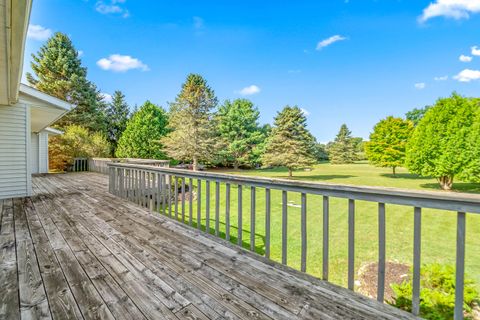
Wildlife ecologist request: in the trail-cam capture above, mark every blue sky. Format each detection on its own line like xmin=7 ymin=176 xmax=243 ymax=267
xmin=24 ymin=0 xmax=480 ymax=142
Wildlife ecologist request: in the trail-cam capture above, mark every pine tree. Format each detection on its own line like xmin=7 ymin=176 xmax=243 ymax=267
xmin=161 ymin=74 xmax=218 ymax=170
xmin=116 ymin=101 xmax=168 ymax=159
xmin=216 ymin=99 xmax=266 ymax=169
xmin=262 ymin=106 xmax=317 ymax=177
xmin=329 ymin=124 xmax=355 ymax=164
xmin=26 ymin=32 xmax=105 ymax=132
xmin=105 ymin=91 xmax=130 ymax=155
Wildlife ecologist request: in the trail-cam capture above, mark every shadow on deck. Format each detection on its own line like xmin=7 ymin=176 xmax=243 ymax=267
xmin=0 ymin=172 xmax=417 ymax=319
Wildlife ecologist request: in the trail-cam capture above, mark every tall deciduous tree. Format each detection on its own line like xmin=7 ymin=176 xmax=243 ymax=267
xmin=26 ymin=32 xmax=106 ymax=132
xmin=405 ymin=106 xmax=431 ymax=126
xmin=216 ymin=99 xmax=266 ymax=169
xmin=116 ymin=101 xmax=168 ymax=159
xmin=365 ymin=116 xmax=414 ymax=175
xmin=262 ymin=106 xmax=316 ymax=177
xmin=105 ymin=91 xmax=130 ymax=155
xmin=161 ymin=74 xmax=218 ymax=170
xmin=329 ymin=124 xmax=355 ymax=164
xmin=406 ymin=93 xmax=479 ymax=190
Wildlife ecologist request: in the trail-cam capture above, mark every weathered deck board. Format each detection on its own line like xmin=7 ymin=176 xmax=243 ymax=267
xmin=0 ymin=172 xmax=419 ymax=320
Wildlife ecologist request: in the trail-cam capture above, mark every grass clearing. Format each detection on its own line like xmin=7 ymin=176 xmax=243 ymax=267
xmin=161 ymin=162 xmax=480 ymax=291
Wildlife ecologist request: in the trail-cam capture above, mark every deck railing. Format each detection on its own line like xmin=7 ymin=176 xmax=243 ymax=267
xmin=88 ymin=158 xmax=170 ymax=174
xmin=107 ymin=162 xmax=480 ymax=319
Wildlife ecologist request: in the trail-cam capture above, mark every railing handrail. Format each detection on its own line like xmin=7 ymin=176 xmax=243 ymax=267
xmin=107 ymin=162 xmax=480 ymax=214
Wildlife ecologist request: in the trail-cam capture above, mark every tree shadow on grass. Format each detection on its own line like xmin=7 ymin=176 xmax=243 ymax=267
xmin=380 ymin=173 xmax=431 ymax=180
xmin=289 ymin=174 xmax=356 ymax=181
xmin=420 ymin=182 xmax=480 ymax=194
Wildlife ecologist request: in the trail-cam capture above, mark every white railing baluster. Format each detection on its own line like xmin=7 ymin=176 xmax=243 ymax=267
xmin=174 ymin=177 xmax=179 ymax=220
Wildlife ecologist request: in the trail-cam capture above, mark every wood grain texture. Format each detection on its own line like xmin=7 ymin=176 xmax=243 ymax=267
xmin=0 ymin=173 xmax=419 ymax=320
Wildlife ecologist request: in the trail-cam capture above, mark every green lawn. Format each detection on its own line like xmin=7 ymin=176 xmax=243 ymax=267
xmin=162 ymin=162 xmax=480 ymax=292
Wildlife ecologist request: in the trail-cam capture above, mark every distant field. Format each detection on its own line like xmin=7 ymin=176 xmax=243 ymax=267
xmin=168 ymin=162 xmax=480 ymax=292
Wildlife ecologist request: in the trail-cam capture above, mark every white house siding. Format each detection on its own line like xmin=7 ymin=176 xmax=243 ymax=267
xmin=31 ymin=132 xmax=39 ymax=174
xmin=38 ymin=131 xmax=49 ymax=173
xmin=0 ymin=103 xmax=29 ymax=199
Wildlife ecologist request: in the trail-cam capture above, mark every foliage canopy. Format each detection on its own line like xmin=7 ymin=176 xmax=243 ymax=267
xmin=262 ymin=106 xmax=317 ymax=176
xmin=116 ymin=101 xmax=169 ymax=159
xmin=405 ymin=93 xmax=480 ymax=190
xmin=365 ymin=116 xmax=414 ymax=175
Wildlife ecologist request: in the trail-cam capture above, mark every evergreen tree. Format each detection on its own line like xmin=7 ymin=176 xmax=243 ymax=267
xmin=329 ymin=124 xmax=355 ymax=164
xmin=105 ymin=91 xmax=130 ymax=155
xmin=161 ymin=74 xmax=218 ymax=170
xmin=116 ymin=101 xmax=168 ymax=159
xmin=26 ymin=32 xmax=105 ymax=132
xmin=365 ymin=116 xmax=414 ymax=175
xmin=216 ymin=99 xmax=266 ymax=169
xmin=262 ymin=106 xmax=317 ymax=177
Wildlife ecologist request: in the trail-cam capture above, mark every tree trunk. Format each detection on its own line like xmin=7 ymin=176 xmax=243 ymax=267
xmin=438 ymin=176 xmax=453 ymax=190
xmin=288 ymin=168 xmax=293 ymax=177
xmin=392 ymin=166 xmax=396 ymax=176
xmin=233 ymin=162 xmax=239 ymax=170
xmin=192 ymin=156 xmax=199 ymax=171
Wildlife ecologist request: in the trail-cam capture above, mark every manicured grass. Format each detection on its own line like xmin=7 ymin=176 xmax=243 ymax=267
xmin=164 ymin=162 xmax=480 ymax=292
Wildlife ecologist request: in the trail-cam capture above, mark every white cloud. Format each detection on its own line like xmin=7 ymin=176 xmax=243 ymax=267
xmin=95 ymin=0 xmax=129 ymax=18
xmin=453 ymin=69 xmax=480 ymax=82
xmin=300 ymin=108 xmax=310 ymax=116
xmin=101 ymin=93 xmax=113 ymax=102
xmin=97 ymin=54 xmax=149 ymax=72
xmin=78 ymin=50 xmax=84 ymax=57
xmin=316 ymin=35 xmax=347 ymax=50
xmin=27 ymin=24 xmax=52 ymax=41
xmin=459 ymin=54 xmax=472 ymax=62
xmin=434 ymin=75 xmax=448 ymax=81
xmin=471 ymin=46 xmax=480 ymax=56
xmin=414 ymin=82 xmax=426 ymax=89
xmin=419 ymin=0 xmax=480 ymax=22
xmin=236 ymin=85 xmax=261 ymax=96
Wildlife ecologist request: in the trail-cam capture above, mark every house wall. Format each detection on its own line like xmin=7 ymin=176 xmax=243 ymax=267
xmin=31 ymin=132 xmax=39 ymax=174
xmin=38 ymin=131 xmax=49 ymax=173
xmin=0 ymin=102 xmax=30 ymax=199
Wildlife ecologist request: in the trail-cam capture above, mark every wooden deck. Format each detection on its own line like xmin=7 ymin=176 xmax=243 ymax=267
xmin=0 ymin=172 xmax=417 ymax=320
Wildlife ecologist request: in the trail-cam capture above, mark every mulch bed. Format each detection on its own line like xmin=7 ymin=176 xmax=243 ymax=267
xmin=357 ymin=261 xmax=410 ymax=303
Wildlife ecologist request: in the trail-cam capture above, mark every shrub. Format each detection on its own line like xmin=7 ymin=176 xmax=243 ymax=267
xmin=49 ymin=125 xmax=111 ymax=171
xmin=390 ymin=263 xmax=479 ymax=319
